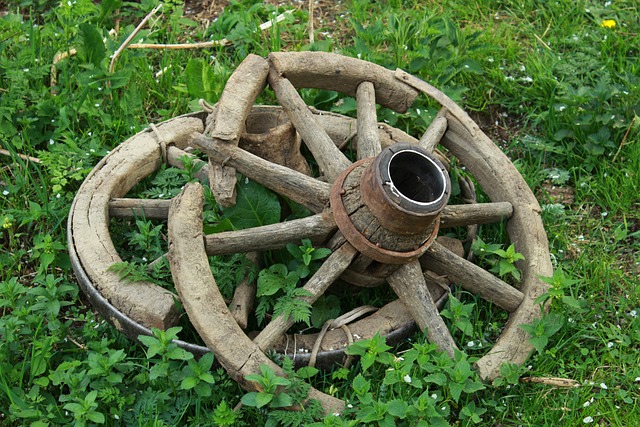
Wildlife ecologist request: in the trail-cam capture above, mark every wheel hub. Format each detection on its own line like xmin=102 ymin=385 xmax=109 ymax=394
xmin=330 ymin=143 xmax=450 ymax=264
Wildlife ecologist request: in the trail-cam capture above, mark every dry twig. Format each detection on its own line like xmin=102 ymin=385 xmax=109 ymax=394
xmin=109 ymin=4 xmax=163 ymax=74
xmin=0 ymin=148 xmax=41 ymax=164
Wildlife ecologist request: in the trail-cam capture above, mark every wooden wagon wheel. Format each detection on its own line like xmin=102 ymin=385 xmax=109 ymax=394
xmin=68 ymin=52 xmax=552 ymax=415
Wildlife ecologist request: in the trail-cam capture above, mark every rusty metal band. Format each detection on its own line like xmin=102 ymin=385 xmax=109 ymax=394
xmin=330 ymin=160 xmax=440 ymax=265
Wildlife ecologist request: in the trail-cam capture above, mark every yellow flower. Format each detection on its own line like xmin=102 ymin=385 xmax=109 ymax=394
xmin=2 ymin=216 xmax=12 ymax=229
xmin=601 ymin=19 xmax=616 ymax=28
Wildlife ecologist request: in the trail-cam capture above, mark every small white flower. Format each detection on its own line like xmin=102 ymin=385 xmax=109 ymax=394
xmin=2 ymin=190 xmax=9 ymax=196
xmin=56 ymin=193 xmax=61 ymax=199
xmin=94 ymin=103 xmax=100 ymax=107
xmin=629 ymin=310 xmax=637 ymax=318
xmin=583 ymin=400 xmax=591 ymax=407
xmin=634 ymin=377 xmax=640 ymax=382
xmin=600 ymin=383 xmax=608 ymax=390
xmin=467 ymin=341 xmax=475 ymax=347
xmin=347 ymin=404 xmax=353 ymax=408
xmin=583 ymin=416 xmax=594 ymax=424
xmin=431 ymin=393 xmax=437 ymax=399
xmin=403 ymin=374 xmax=412 ymax=383
xmin=607 ymin=342 xmax=614 ymax=348
xmin=49 ymin=139 xmax=55 ymax=145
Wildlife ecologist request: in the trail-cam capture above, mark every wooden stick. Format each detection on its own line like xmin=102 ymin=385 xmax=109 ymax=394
xmin=127 ymin=10 xmax=293 ymax=50
xmin=109 ymin=4 xmax=163 ymax=74
xmin=268 ymin=68 xmax=351 ymax=183
xmin=421 ymin=241 xmax=525 ymax=312
xmin=0 ymin=148 xmax=41 ymax=164
xmin=388 ymin=260 xmax=458 ymax=357
xmin=230 ymin=252 xmax=260 ymax=329
xmin=166 ymin=146 xmax=209 ymax=182
xmin=439 ymin=202 xmax=513 ymax=228
xmin=308 ymin=0 xmax=315 ymax=44
xmin=205 ymin=213 xmax=336 ymax=256
xmin=419 ymin=107 xmax=448 ymax=152
xmin=253 ymin=243 xmax=358 ymax=351
xmin=109 ymin=198 xmax=172 ymax=219
xmin=520 ymin=376 xmax=580 ymax=387
xmin=193 ymin=133 xmax=331 ymax=213
xmin=356 ymin=81 xmax=381 ymax=159
xmin=50 ymin=48 xmax=77 ymax=94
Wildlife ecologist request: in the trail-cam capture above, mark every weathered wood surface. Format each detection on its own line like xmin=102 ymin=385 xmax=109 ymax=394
xmin=240 ymin=120 xmax=312 ymax=176
xmin=253 ymin=243 xmax=359 ymax=351
xmin=168 ymin=182 xmax=344 ymax=415
xmin=422 ymin=241 xmax=524 ymax=312
xmin=356 ymin=81 xmax=381 ymax=159
xmin=207 ymin=54 xmax=269 ymax=207
xmin=441 ymin=111 xmax=552 ymax=381
xmin=439 ymin=202 xmax=513 ymax=228
xmin=70 ymin=133 xmax=176 ymax=329
xmin=210 ymin=54 xmax=269 ymax=142
xmin=167 ymin=146 xmax=209 ymax=182
xmin=230 ymin=252 xmax=260 ymax=329
xmin=387 ymin=261 xmax=458 ymax=357
xmin=269 ymin=52 xmax=419 ymax=112
xmin=419 ymin=108 xmax=448 ymax=152
xmin=193 ymin=133 xmax=330 ymax=213
xmin=69 ymin=115 xmax=203 ymax=330
xmin=204 ymin=212 xmax=336 ymax=256
xmin=268 ymin=68 xmax=351 ymax=183
xmin=109 ymin=198 xmax=172 ymax=219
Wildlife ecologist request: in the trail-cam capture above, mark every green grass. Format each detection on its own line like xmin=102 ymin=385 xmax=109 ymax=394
xmin=1 ymin=0 xmax=639 ymax=425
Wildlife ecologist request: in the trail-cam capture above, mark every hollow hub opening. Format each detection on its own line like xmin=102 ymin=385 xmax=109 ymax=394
xmin=387 ymin=150 xmax=447 ymax=207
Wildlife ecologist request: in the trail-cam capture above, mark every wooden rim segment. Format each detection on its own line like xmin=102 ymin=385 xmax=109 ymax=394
xmin=168 ymin=182 xmax=344 ymax=414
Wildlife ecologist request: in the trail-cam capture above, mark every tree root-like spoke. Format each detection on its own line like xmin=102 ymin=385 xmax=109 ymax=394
xmin=421 ymin=241 xmax=525 ymax=312
xmin=387 ymin=260 xmax=458 ymax=357
xmin=193 ymin=134 xmax=330 ymax=213
xmin=439 ymin=202 xmax=513 ymax=228
xmin=253 ymin=243 xmax=359 ymax=351
xmin=205 ymin=213 xmax=337 ymax=256
xmin=419 ymin=107 xmax=448 ymax=152
xmin=356 ymin=81 xmax=381 ymax=159
xmin=268 ymin=68 xmax=351 ymax=183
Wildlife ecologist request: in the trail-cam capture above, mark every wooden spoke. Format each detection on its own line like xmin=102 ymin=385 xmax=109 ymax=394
xmin=387 ymin=260 xmax=458 ymax=357
xmin=418 ymin=107 xmax=448 ymax=152
xmin=253 ymin=243 xmax=359 ymax=351
xmin=109 ymin=198 xmax=172 ymax=219
xmin=421 ymin=241 xmax=525 ymax=312
xmin=267 ymin=68 xmax=351 ymax=183
xmin=440 ymin=202 xmax=513 ymax=228
xmin=205 ymin=213 xmax=337 ymax=256
xmin=193 ymin=134 xmax=330 ymax=213
xmin=166 ymin=146 xmax=209 ymax=182
xmin=356 ymin=81 xmax=381 ymax=159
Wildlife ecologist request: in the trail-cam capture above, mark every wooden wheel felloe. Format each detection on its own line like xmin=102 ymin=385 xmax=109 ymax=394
xmin=68 ymin=52 xmax=552 ymax=415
